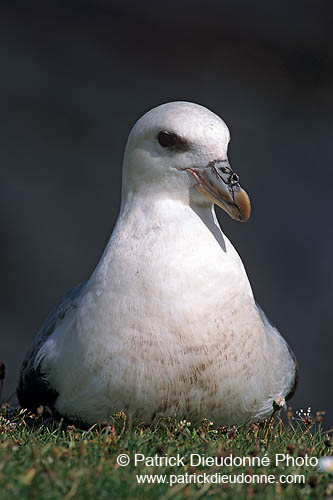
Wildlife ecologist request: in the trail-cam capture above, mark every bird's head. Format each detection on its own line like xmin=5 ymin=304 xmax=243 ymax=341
xmin=122 ymin=101 xmax=251 ymax=222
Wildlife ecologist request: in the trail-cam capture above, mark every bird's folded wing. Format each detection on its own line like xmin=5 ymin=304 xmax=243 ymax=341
xmin=17 ymin=282 xmax=86 ymax=412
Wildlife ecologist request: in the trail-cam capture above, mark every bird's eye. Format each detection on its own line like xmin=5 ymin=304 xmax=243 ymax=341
xmin=156 ymin=131 xmax=188 ymax=150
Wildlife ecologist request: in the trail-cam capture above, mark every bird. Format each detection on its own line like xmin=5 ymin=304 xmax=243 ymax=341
xmin=17 ymin=101 xmax=297 ymax=426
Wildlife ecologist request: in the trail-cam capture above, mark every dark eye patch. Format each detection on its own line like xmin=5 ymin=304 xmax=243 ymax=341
xmin=156 ymin=131 xmax=189 ymax=151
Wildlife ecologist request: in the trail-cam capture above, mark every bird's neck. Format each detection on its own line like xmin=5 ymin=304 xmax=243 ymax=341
xmin=89 ymin=196 xmax=227 ymax=288
xmin=122 ymin=193 xmax=226 ymax=246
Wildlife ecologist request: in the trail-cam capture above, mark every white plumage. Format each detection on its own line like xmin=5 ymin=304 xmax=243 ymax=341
xmin=18 ymin=101 xmax=297 ymax=425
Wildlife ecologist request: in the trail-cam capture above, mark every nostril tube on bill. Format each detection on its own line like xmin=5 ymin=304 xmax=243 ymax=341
xmin=230 ymin=173 xmax=239 ymax=184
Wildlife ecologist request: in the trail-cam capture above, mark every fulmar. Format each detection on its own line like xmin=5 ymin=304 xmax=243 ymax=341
xmin=17 ymin=101 xmax=297 ymax=425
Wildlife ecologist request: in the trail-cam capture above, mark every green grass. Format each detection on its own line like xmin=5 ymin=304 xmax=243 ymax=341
xmin=0 ymin=406 xmax=332 ymax=499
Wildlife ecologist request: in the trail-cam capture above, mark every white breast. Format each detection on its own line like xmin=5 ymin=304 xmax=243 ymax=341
xmin=38 ymin=198 xmax=295 ymax=424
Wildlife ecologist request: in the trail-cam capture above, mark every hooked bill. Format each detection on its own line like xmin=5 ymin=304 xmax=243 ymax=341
xmin=187 ymin=161 xmax=251 ymax=222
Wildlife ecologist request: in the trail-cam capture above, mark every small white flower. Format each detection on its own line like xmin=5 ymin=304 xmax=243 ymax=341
xmin=274 ymin=396 xmax=286 ymax=408
xmin=318 ymin=457 xmax=333 ymax=474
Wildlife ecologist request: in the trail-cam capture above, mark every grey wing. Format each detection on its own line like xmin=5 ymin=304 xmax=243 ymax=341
xmin=256 ymin=302 xmax=298 ymax=402
xmin=17 ymin=282 xmax=86 ymax=413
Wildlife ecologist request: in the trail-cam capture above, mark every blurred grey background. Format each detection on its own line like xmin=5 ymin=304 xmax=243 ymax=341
xmin=1 ymin=1 xmax=332 ymax=425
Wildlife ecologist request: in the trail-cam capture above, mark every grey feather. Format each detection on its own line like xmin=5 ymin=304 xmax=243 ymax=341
xmin=17 ymin=282 xmax=86 ymax=412
xmin=256 ymin=302 xmax=298 ymax=402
